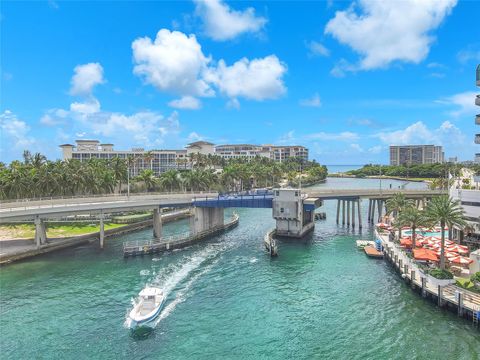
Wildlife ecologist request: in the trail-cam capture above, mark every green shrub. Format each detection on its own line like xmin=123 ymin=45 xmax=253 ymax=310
xmin=456 ymin=278 xmax=475 ymax=289
xmin=429 ymin=268 xmax=454 ymax=279
xmin=471 ymin=272 xmax=480 ymax=283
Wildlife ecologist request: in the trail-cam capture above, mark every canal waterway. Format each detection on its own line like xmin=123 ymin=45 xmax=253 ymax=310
xmin=1 ymin=178 xmax=478 ymax=359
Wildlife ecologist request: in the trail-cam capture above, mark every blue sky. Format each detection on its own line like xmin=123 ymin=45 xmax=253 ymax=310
xmin=1 ymin=0 xmax=479 ymax=164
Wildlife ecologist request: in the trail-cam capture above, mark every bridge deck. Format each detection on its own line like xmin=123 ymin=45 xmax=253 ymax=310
xmin=0 ymin=189 xmax=445 ymax=222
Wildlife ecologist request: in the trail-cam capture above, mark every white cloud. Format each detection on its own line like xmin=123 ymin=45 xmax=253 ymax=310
xmin=325 ymin=0 xmax=457 ymax=70
xmin=187 ymin=132 xmax=205 ymax=142
xmin=277 ymin=130 xmax=296 ymax=144
xmin=70 ymin=98 xmax=101 ymax=115
xmin=206 ymin=55 xmax=287 ymax=101
xmin=438 ymin=91 xmax=478 ymax=117
xmin=350 ymin=143 xmax=364 ymax=152
xmin=132 ymin=29 xmax=288 ymax=105
xmin=40 ymin=108 xmax=69 ymax=126
xmin=0 ymin=110 xmax=36 ymax=158
xmin=70 ymin=63 xmax=105 ymax=96
xmin=306 ymin=131 xmax=359 ymax=141
xmin=368 ymin=145 xmax=382 ymax=154
xmin=226 ymin=98 xmax=240 ymax=110
xmin=194 ymin=0 xmax=267 ymax=41
xmin=132 ymin=29 xmax=214 ymax=97
xmin=427 ymin=62 xmax=446 ymax=69
xmin=300 ymin=93 xmax=322 ymax=107
xmin=306 ymin=41 xmax=330 ymax=57
xmin=376 ymin=120 xmax=465 ymax=147
xmin=457 ymin=45 xmax=480 ymax=64
xmin=168 ymin=96 xmax=202 ymax=110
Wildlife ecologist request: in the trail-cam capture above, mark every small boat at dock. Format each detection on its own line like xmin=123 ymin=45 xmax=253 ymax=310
xmin=128 ymin=286 xmax=165 ymax=329
xmin=364 ymin=245 xmax=383 ymax=259
xmin=356 ymin=240 xmax=375 ymax=249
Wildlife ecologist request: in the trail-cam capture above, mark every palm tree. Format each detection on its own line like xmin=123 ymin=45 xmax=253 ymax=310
xmin=386 ymin=193 xmax=413 ymax=238
xmin=31 ymin=153 xmax=46 ymax=168
xmin=135 ymin=169 xmax=157 ymax=192
xmin=110 ymin=156 xmax=127 ymax=193
xmin=182 ymin=170 xmax=201 ymax=193
xmin=158 ymin=170 xmax=180 ymax=192
xmin=426 ymin=195 xmax=467 ymax=270
xmin=397 ymin=205 xmax=429 ymax=249
xmin=144 ymin=151 xmax=155 ymax=171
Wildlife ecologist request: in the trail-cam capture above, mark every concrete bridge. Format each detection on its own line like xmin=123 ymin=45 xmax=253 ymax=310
xmin=0 ymin=188 xmax=444 ymax=250
xmin=305 ymin=188 xmax=445 ymax=228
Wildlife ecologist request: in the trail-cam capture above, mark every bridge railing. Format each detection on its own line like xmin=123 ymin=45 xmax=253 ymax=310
xmin=0 ymin=192 xmax=218 ymax=213
xmin=0 ymin=190 xmax=218 ymax=206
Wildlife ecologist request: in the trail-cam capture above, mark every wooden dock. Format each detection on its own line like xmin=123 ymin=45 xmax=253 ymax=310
xmin=123 ymin=214 xmax=239 ymax=257
xmin=364 ymin=245 xmax=383 ymax=258
xmin=376 ymin=230 xmax=480 ymax=325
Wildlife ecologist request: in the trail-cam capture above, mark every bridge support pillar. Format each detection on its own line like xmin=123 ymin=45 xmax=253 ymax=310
xmin=34 ymin=216 xmax=47 ymax=248
xmin=346 ymin=201 xmax=351 ymax=226
xmin=342 ymin=200 xmax=345 ymax=225
xmin=377 ymin=200 xmax=383 ymax=223
xmin=367 ymin=199 xmax=372 ymax=223
xmin=357 ymin=200 xmax=362 ymax=229
xmin=351 ymin=200 xmax=356 ymax=228
xmin=191 ymin=207 xmax=224 ymax=235
xmin=153 ymin=208 xmax=163 ymax=240
xmin=336 ymin=200 xmax=340 ymax=224
xmin=99 ymin=212 xmax=105 ymax=249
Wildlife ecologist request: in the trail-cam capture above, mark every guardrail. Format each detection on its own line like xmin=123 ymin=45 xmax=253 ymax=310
xmin=123 ymin=213 xmax=239 ymax=256
xmin=0 ymin=193 xmax=218 ymax=213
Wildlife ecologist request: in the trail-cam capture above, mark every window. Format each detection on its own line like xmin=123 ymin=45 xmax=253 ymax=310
xmin=275 ymin=190 xmax=279 ymax=196
xmin=280 ymin=207 xmax=284 ymax=213
xmin=295 ymin=191 xmax=299 ymax=197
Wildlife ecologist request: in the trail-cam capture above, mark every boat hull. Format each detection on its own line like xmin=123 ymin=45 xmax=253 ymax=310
xmin=128 ymin=298 xmax=165 ymax=329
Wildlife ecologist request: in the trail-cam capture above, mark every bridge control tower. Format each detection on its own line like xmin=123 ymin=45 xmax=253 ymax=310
xmin=272 ymin=189 xmax=322 ymax=238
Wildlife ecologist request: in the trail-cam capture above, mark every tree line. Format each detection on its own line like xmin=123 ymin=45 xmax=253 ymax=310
xmin=347 ymin=163 xmax=478 ymax=179
xmin=0 ymin=151 xmax=328 ymax=200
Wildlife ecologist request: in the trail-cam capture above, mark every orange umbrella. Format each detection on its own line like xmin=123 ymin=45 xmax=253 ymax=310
xmin=448 ymin=255 xmax=473 ymax=265
xmin=413 ymin=248 xmax=439 ymax=262
xmin=376 ymin=222 xmax=390 ymax=228
xmin=400 ymin=238 xmax=412 ymax=248
xmin=446 ymin=244 xmax=469 ymax=255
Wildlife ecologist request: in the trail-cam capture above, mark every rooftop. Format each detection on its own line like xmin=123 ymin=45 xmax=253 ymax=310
xmin=187 ymin=141 xmax=214 ymax=147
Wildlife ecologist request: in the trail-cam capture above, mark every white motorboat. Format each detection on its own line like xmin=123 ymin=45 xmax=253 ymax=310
xmin=128 ymin=286 xmax=165 ymax=328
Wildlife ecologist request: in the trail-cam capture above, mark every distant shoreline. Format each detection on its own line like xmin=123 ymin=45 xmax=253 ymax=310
xmin=328 ymin=173 xmax=430 ymax=183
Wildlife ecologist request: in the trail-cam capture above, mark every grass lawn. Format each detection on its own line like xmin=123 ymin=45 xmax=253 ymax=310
xmin=0 ymin=222 xmax=126 ymax=240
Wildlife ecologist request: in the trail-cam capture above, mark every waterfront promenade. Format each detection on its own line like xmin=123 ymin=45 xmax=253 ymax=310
xmin=376 ymin=229 xmax=480 ymax=321
xmin=0 ymin=209 xmax=192 ymax=264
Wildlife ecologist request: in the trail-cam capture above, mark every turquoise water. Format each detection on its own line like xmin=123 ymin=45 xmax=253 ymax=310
xmin=1 ymin=178 xmax=479 ymax=359
xmin=326 ymin=164 xmax=362 ymax=173
xmin=403 ymin=230 xmax=446 ymax=237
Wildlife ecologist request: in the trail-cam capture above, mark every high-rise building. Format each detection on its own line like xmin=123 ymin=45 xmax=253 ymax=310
xmin=475 ymin=64 xmax=480 ymax=163
xmin=60 ymin=140 xmax=189 ymax=176
xmin=60 ymin=140 xmax=309 ymax=175
xmin=389 ymin=145 xmax=444 ymax=166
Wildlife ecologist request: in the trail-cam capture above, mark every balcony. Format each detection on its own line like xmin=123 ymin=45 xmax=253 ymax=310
xmin=477 ymin=64 xmax=480 ymax=86
xmin=477 ymin=114 xmax=480 ymax=125
xmin=477 ymin=95 xmax=480 ymax=106
xmin=476 ymin=134 xmax=480 ymax=144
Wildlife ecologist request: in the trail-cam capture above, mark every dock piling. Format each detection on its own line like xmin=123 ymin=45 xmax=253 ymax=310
xmin=99 ymin=212 xmax=105 ymax=249
xmin=357 ymin=200 xmax=362 ymax=229
xmin=336 ymin=200 xmax=340 ymax=224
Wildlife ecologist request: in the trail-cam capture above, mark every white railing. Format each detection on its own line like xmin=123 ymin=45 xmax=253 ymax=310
xmin=123 ymin=213 xmax=239 ymax=251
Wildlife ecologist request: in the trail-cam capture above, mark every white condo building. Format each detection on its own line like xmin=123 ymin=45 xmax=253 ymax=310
xmin=389 ymin=145 xmax=444 ymax=166
xmin=475 ymin=64 xmax=480 ymax=163
xmin=451 ymin=65 xmax=480 ymax=247
xmin=60 ymin=140 xmax=309 ymax=176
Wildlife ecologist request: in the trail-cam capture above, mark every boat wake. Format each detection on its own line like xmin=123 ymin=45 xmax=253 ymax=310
xmin=126 ymin=241 xmax=232 ymax=329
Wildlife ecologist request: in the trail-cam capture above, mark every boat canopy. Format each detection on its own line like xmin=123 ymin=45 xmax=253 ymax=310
xmin=139 ymin=287 xmax=163 ymax=297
